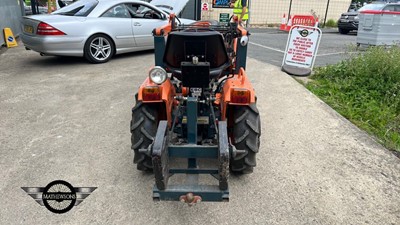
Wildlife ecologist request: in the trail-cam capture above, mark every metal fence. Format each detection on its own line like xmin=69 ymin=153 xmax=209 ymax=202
xmin=202 ymin=0 xmax=351 ymax=26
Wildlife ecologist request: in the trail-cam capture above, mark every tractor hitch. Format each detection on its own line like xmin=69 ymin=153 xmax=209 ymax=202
xmin=180 ymin=193 xmax=202 ymax=206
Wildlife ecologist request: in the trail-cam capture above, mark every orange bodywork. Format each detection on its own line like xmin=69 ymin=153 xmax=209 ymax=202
xmin=217 ymin=68 xmax=256 ymax=120
xmin=191 ymin=21 xmax=214 ymax=27
xmin=137 ymin=77 xmax=176 ymax=125
xmin=142 ymin=13 xmax=253 ymax=123
xmin=154 ymin=14 xmax=176 ymax=36
xmin=137 ymin=67 xmax=255 ymax=124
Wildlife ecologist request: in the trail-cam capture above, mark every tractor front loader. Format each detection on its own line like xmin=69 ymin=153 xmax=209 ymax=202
xmin=130 ymin=15 xmax=261 ymax=204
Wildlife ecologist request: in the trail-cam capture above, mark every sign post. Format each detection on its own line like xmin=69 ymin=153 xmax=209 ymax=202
xmin=219 ymin=13 xmax=230 ymax=26
xmin=281 ymin=25 xmax=322 ymax=76
xmin=202 ymin=2 xmax=209 ymax=11
xmin=3 ymin=28 xmax=18 ymax=48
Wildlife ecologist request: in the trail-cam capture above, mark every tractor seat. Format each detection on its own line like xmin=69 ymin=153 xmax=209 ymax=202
xmin=163 ymin=30 xmax=230 ymax=79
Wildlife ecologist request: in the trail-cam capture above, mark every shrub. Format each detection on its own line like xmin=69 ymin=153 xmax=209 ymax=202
xmin=325 ymin=19 xmax=337 ymax=27
xmin=306 ymin=46 xmax=400 ymax=151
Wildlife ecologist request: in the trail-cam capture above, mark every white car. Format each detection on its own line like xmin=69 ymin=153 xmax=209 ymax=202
xmin=21 ymin=0 xmax=193 ymax=63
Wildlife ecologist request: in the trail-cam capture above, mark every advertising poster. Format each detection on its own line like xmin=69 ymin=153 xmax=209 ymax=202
xmin=213 ymin=0 xmax=232 ymax=8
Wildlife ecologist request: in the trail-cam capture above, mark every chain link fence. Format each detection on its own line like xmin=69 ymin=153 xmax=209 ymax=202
xmin=203 ymin=0 xmax=352 ymax=26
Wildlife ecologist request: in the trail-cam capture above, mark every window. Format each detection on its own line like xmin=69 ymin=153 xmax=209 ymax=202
xmin=102 ymin=4 xmax=131 ymax=18
xmin=125 ymin=3 xmax=163 ymax=19
xmin=52 ymin=0 xmax=98 ymax=17
xmin=383 ymin=5 xmax=395 ymax=11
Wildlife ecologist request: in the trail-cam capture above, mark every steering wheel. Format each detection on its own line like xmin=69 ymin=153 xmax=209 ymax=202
xmin=144 ymin=10 xmax=161 ymax=19
xmin=143 ymin=11 xmax=153 ymax=19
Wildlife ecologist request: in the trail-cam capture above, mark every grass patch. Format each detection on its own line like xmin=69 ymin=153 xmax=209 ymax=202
xmin=324 ymin=19 xmax=337 ymax=28
xmin=306 ymin=46 xmax=400 ymax=152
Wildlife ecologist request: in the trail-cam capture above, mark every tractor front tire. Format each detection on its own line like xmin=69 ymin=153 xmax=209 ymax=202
xmin=131 ymin=102 xmax=158 ymax=172
xmin=230 ymin=104 xmax=261 ymax=174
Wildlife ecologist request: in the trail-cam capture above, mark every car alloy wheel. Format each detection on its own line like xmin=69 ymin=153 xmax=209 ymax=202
xmin=84 ymin=34 xmax=114 ymax=64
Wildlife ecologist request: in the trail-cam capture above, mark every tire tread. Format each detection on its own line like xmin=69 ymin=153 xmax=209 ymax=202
xmin=131 ymin=103 xmax=158 ymax=171
xmin=230 ymin=104 xmax=261 ymax=174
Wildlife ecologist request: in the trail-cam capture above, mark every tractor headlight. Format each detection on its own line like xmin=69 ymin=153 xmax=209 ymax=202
xmin=240 ymin=36 xmax=249 ymax=46
xmin=149 ymin=66 xmax=167 ymax=84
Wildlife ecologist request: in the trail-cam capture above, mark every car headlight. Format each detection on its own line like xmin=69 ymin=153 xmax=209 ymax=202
xmin=354 ymin=16 xmax=359 ymax=20
xmin=149 ymin=66 xmax=167 ymax=84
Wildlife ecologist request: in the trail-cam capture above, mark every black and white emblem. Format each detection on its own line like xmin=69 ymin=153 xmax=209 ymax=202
xmin=22 ymin=180 xmax=97 ymax=214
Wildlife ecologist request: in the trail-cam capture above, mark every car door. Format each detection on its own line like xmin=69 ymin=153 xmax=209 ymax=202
xmin=125 ymin=3 xmax=167 ymax=47
xmin=98 ymin=4 xmax=135 ymax=52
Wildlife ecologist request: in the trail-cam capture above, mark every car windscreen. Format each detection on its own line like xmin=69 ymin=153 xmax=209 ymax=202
xmin=52 ymin=0 xmax=98 ymax=16
xmin=358 ymin=3 xmax=386 ymax=11
xmin=154 ymin=5 xmax=173 ymax=14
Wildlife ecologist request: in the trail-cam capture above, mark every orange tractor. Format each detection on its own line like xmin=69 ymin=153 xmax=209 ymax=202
xmin=130 ymin=15 xmax=260 ymax=204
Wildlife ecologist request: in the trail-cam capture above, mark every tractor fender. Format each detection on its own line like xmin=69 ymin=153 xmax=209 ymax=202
xmin=219 ymin=68 xmax=256 ymax=120
xmin=137 ymin=77 xmax=176 ymax=126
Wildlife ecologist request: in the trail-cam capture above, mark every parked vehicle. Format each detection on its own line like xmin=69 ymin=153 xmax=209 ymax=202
xmin=21 ymin=0 xmax=193 ymax=63
xmin=337 ymin=2 xmax=386 ymax=34
xmin=357 ymin=2 xmax=400 ymax=46
xmin=130 ymin=15 xmax=260 ymax=203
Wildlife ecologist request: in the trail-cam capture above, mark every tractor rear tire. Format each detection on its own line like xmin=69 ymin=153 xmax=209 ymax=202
xmin=130 ymin=102 xmax=158 ymax=172
xmin=230 ymin=104 xmax=261 ymax=174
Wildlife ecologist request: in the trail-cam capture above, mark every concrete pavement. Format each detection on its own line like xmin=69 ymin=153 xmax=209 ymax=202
xmin=0 ymin=44 xmax=399 ymax=224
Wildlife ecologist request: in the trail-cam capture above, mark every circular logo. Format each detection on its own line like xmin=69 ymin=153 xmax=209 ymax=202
xmin=7 ymin=36 xmax=14 ymax=42
xmin=42 ymin=180 xmax=76 ymax=214
xmin=300 ymin=29 xmax=309 ymax=37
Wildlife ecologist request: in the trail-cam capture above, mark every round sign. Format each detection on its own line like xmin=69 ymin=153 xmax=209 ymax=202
xmin=202 ymin=2 xmax=209 ymax=11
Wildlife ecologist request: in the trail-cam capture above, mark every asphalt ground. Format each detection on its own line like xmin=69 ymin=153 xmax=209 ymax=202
xmin=0 ymin=36 xmax=399 ymax=224
xmin=247 ymin=28 xmax=357 ymax=68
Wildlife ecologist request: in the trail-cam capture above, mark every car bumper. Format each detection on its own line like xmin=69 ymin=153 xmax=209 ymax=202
xmin=21 ymin=34 xmax=86 ymax=56
xmin=337 ymin=21 xmax=358 ymax=31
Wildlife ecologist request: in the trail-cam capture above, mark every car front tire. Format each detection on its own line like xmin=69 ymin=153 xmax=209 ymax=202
xmin=338 ymin=28 xmax=350 ymax=34
xmin=84 ymin=34 xmax=114 ymax=64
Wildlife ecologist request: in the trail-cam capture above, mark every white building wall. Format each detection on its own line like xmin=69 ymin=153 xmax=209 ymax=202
xmin=0 ymin=0 xmax=24 ymax=45
xmin=201 ymin=0 xmax=352 ymax=25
